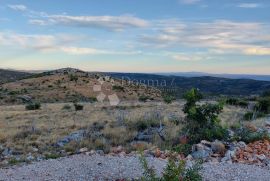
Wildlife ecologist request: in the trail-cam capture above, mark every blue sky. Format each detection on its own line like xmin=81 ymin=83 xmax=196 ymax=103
xmin=0 ymin=0 xmax=270 ymax=74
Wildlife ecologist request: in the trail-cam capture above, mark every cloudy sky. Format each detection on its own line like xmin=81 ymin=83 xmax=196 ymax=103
xmin=0 ymin=0 xmax=270 ymax=74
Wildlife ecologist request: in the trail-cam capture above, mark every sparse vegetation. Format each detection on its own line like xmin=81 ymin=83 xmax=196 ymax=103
xmin=140 ymin=153 xmax=202 ymax=181
xmin=112 ymin=85 xmax=125 ymax=92
xmin=243 ymin=111 xmax=266 ymax=121
xmin=163 ymin=94 xmax=176 ymax=104
xmin=139 ymin=95 xmax=152 ymax=102
xmin=232 ymin=127 xmax=269 ymax=143
xmin=225 ymin=98 xmax=248 ymax=108
xmin=25 ymin=102 xmax=41 ymax=110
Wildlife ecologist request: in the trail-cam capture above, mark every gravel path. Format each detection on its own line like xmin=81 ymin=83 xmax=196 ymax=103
xmin=202 ymin=162 xmax=270 ymax=181
xmin=0 ymin=154 xmax=269 ymax=181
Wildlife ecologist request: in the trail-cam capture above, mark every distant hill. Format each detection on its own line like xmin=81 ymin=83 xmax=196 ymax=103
xmin=108 ymin=73 xmax=270 ymax=97
xmin=157 ymin=72 xmax=270 ymax=82
xmin=0 ymin=68 xmax=161 ymax=105
xmin=0 ymin=69 xmax=33 ymax=84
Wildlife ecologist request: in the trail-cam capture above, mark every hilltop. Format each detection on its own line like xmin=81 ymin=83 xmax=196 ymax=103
xmin=1 ymin=68 xmax=270 ymax=105
xmin=0 ymin=68 xmax=161 ymax=105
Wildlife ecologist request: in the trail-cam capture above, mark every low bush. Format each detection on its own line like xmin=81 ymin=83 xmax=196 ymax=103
xmin=62 ymin=104 xmax=72 ymax=110
xmin=89 ymin=97 xmax=98 ymax=103
xmin=127 ymin=119 xmax=160 ymax=131
xmin=226 ymin=98 xmax=248 ymax=108
xmin=163 ymin=95 xmax=176 ymax=104
xmin=112 ymin=85 xmax=125 ymax=92
xmin=172 ymin=144 xmax=192 ymax=156
xmin=139 ymin=95 xmax=152 ymax=102
xmin=256 ymin=97 xmax=270 ymax=114
xmin=140 ymin=153 xmax=202 ymax=181
xmin=69 ymin=74 xmax=79 ymax=82
xmin=232 ymin=127 xmax=269 ymax=143
xmin=45 ymin=153 xmax=61 ymax=160
xmin=244 ymin=112 xmax=253 ymax=121
xmin=25 ymin=102 xmax=41 ymax=110
xmin=74 ymin=103 xmax=84 ymax=111
xmin=244 ymin=112 xmax=266 ymax=121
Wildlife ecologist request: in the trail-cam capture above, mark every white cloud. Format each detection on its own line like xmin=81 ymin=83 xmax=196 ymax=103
xmin=8 ymin=4 xmax=27 ymax=11
xmin=60 ymin=47 xmax=101 ymax=55
xmin=243 ymin=47 xmax=270 ymax=55
xmin=29 ymin=19 xmax=47 ymax=26
xmin=237 ymin=3 xmax=261 ymax=8
xmin=0 ymin=32 xmax=142 ymax=56
xmin=140 ymin=20 xmax=270 ymax=56
xmin=180 ymin=0 xmax=201 ymax=4
xmin=8 ymin=5 xmax=148 ymax=31
xmin=30 ymin=15 xmax=149 ymax=31
xmin=172 ymin=54 xmax=203 ymax=61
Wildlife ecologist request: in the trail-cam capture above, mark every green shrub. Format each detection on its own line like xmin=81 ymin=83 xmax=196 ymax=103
xmin=62 ymin=104 xmax=72 ymax=110
xmin=128 ymin=119 xmax=160 ymax=131
xmin=244 ymin=112 xmax=253 ymax=121
xmin=25 ymin=102 xmax=41 ymax=110
xmin=140 ymin=153 xmax=202 ymax=181
xmin=8 ymin=91 xmax=19 ymax=95
xmin=163 ymin=95 xmax=176 ymax=104
xmin=182 ymin=88 xmax=228 ymax=144
xmin=112 ymin=85 xmax=125 ymax=92
xmin=45 ymin=153 xmax=61 ymax=160
xmin=226 ymin=98 xmax=239 ymax=105
xmin=89 ymin=97 xmax=98 ymax=102
xmin=69 ymin=74 xmax=79 ymax=82
xmin=139 ymin=95 xmax=152 ymax=102
xmin=184 ymin=161 xmax=203 ymax=181
xmin=226 ymin=98 xmax=248 ymax=108
xmin=232 ymin=127 xmax=269 ymax=143
xmin=74 ymin=103 xmax=84 ymax=111
xmin=256 ymin=97 xmax=270 ymax=114
xmin=238 ymin=100 xmax=248 ymax=108
xmin=173 ymin=144 xmax=192 ymax=156
xmin=8 ymin=158 xmax=23 ymax=165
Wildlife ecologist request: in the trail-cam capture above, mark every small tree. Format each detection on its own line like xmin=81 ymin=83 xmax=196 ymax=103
xmin=182 ymin=88 xmax=227 ymax=144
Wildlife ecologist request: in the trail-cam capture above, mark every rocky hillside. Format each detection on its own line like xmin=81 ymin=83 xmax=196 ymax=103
xmin=0 ymin=69 xmax=33 ymax=84
xmin=0 ymin=68 xmax=161 ymax=105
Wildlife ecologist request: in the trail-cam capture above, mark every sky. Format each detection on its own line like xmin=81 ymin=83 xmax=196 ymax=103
xmin=0 ymin=0 xmax=270 ymax=74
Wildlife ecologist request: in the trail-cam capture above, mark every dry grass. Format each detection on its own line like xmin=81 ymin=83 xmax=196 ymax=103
xmin=0 ymin=100 xmax=249 ymax=166
xmin=102 ymin=125 xmax=137 ymax=146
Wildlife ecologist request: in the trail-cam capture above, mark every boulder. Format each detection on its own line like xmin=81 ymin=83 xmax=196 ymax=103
xmin=96 ymin=150 xmax=104 ymax=155
xmin=56 ymin=130 xmax=85 ymax=147
xmin=79 ymin=147 xmax=88 ymax=153
xmin=2 ymin=148 xmax=12 ymax=157
xmin=236 ymin=141 xmax=247 ymax=149
xmin=154 ymin=148 xmax=162 ymax=158
xmin=200 ymin=140 xmax=212 ymax=147
xmin=191 ymin=149 xmax=212 ymax=159
xmin=211 ymin=141 xmax=226 ymax=154
xmin=135 ymin=127 xmax=159 ymax=142
xmin=221 ymin=150 xmax=236 ymax=162
xmin=17 ymin=95 xmax=32 ymax=102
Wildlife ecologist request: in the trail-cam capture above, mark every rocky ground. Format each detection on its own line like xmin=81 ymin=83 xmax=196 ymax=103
xmin=0 ymin=154 xmax=269 ymax=181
